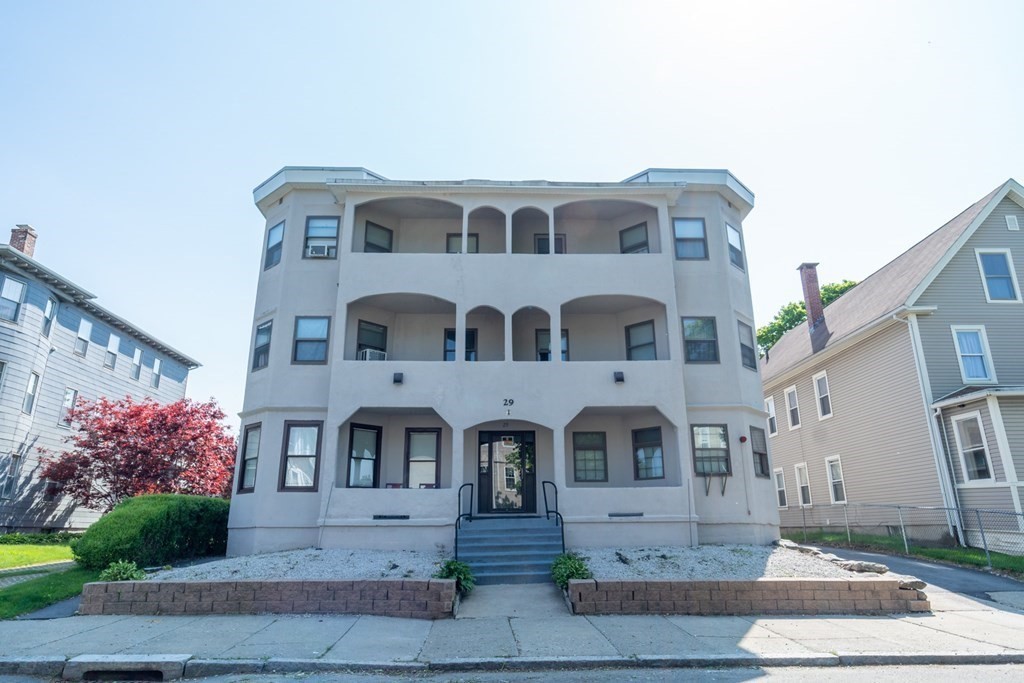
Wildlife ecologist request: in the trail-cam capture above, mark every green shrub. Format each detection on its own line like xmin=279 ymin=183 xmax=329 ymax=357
xmin=0 ymin=531 xmax=81 ymax=545
xmin=433 ymin=559 xmax=475 ymax=595
xmin=73 ymin=494 xmax=229 ymax=570
xmin=551 ymin=552 xmax=592 ymax=590
xmin=98 ymin=560 xmax=147 ymax=582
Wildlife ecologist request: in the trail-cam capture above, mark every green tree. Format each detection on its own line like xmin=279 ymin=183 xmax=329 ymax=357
xmin=757 ymin=280 xmax=858 ymax=354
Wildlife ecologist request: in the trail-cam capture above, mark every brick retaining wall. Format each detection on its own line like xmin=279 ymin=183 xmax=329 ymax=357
xmin=79 ymin=579 xmax=457 ymax=620
xmin=567 ymin=578 xmax=929 ymax=615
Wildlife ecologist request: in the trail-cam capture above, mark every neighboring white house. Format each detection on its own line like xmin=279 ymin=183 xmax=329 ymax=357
xmin=763 ymin=180 xmax=1024 ymax=549
xmin=227 ymin=167 xmax=780 ymax=556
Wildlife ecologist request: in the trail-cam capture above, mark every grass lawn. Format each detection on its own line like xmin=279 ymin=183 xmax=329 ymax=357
xmin=0 ymin=566 xmax=102 ymax=620
xmin=0 ymin=544 xmax=74 ymax=570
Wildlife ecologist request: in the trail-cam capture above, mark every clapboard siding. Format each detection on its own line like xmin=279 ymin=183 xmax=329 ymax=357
xmin=957 ymin=484 xmax=1015 ymax=510
xmin=1000 ymin=397 xmax=1024 ymax=478
xmin=939 ymin=401 xmax=1006 ymax=485
xmin=916 ymin=198 xmax=1024 ymax=398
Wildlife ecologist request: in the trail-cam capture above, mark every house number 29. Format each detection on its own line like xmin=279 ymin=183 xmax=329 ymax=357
xmin=503 ymin=398 xmax=515 ymax=406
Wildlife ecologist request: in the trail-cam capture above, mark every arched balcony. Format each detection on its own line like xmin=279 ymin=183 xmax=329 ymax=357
xmin=511 ymin=207 xmax=552 ymax=254
xmin=466 ymin=206 xmax=506 ymax=254
xmin=554 ymin=200 xmax=661 ymax=254
xmin=352 ymin=197 xmax=463 ymax=253
xmin=561 ymin=295 xmax=670 ymax=361
xmin=511 ymin=306 xmax=552 ymax=361
xmin=344 ymin=294 xmax=456 ymax=361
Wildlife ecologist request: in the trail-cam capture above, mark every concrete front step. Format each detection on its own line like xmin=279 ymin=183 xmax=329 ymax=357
xmin=475 ymin=570 xmax=553 ymax=585
xmin=458 ymin=516 xmax=565 ymax=586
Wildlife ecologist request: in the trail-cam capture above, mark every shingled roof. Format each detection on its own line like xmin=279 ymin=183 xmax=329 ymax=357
xmin=761 ymin=181 xmax=1010 ymax=385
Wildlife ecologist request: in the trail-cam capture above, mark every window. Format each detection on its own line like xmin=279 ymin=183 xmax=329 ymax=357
xmin=573 ymin=432 xmax=608 ymax=482
xmin=444 ymin=329 xmax=478 ymax=361
xmin=41 ymin=297 xmax=57 ymax=337
xmin=252 ymin=320 xmax=272 ymax=370
xmin=682 ymin=317 xmax=718 ymax=363
xmin=364 ymin=221 xmax=393 ymax=252
xmin=304 ymin=217 xmax=339 ymax=258
xmin=795 ymin=463 xmax=812 ymax=506
xmin=738 ymin=321 xmax=756 ymax=369
xmin=1 ymin=450 xmax=22 ymax=499
xmin=504 ymin=465 xmax=517 ymax=489
xmin=293 ymin=317 xmax=330 ymax=364
xmin=673 ymin=218 xmax=707 ymax=259
xmin=536 ymin=329 xmax=569 ymax=361
xmin=348 ymin=424 xmax=381 ymax=488
xmin=813 ymin=371 xmax=832 ymax=419
xmin=727 ymin=224 xmax=744 ymax=270
xmin=104 ymin=334 xmax=119 ymax=369
xmin=692 ymin=425 xmax=730 ymax=475
xmin=952 ymin=413 xmax=993 ymax=482
xmin=625 ymin=320 xmax=656 ymax=360
xmin=75 ymin=318 xmax=91 ymax=356
xmin=952 ymin=326 xmax=996 ymax=383
xmin=356 ymin=320 xmax=387 ymax=357
xmin=264 ymin=221 xmax=284 ymax=269
xmin=751 ymin=427 xmax=769 ymax=478
xmin=130 ymin=348 xmax=142 ymax=380
xmin=534 ymin=234 xmax=566 ymax=254
xmin=151 ymin=358 xmax=161 ymax=389
xmin=446 ymin=233 xmax=479 ymax=254
xmin=238 ymin=424 xmax=261 ymax=493
xmin=633 ymin=427 xmax=664 ymax=480
xmin=0 ymin=274 xmax=25 ymax=323
xmin=765 ymin=396 xmax=778 ymax=436
xmin=22 ymin=372 xmax=39 ymax=414
xmin=826 ymin=456 xmax=846 ymax=503
xmin=280 ymin=421 xmax=322 ymax=490
xmin=785 ymin=386 xmax=800 ymax=429
xmin=976 ymin=249 xmax=1020 ymax=302
xmin=58 ymin=388 xmax=78 ymax=427
xmin=406 ymin=429 xmax=440 ymax=489
xmin=774 ymin=469 xmax=788 ymax=508
xmin=619 ymin=223 xmax=649 ymax=254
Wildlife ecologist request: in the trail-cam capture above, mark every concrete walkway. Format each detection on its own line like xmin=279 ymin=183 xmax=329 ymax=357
xmin=0 ymin=561 xmax=77 ymax=590
xmin=2 ymin=584 xmax=1024 ymax=678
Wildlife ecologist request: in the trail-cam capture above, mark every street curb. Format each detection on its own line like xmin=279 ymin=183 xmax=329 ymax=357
xmin=0 ymin=656 xmax=66 ymax=677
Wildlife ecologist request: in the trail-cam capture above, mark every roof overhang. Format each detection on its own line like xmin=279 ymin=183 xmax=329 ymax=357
xmin=932 ymin=386 xmax=1024 ymax=410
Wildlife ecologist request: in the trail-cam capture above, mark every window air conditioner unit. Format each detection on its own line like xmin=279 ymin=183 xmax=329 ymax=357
xmin=307 ymin=245 xmax=330 ymax=257
xmin=357 ymin=348 xmax=387 ymax=361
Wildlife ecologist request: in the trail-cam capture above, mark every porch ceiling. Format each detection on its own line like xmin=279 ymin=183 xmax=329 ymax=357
xmin=359 ymin=197 xmax=462 ymax=219
xmin=562 ymin=295 xmax=662 ymax=314
xmin=352 ymin=293 xmax=455 ymax=313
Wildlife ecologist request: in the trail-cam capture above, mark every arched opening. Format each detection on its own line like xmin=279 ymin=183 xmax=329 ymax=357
xmin=466 ymin=305 xmax=505 ymax=361
xmin=337 ymin=408 xmax=454 ymax=490
xmin=462 ymin=419 xmax=555 ymax=514
xmin=560 ymin=295 xmax=669 ymax=361
xmin=564 ymin=406 xmax=681 ymax=488
xmin=353 ymin=197 xmax=463 ymax=253
xmin=467 ymin=206 xmax=506 ymax=254
xmin=554 ymin=200 xmax=660 ymax=254
xmin=511 ymin=207 xmax=551 ymax=254
xmin=511 ymin=306 xmax=551 ymax=361
xmin=345 ymin=293 xmax=456 ymax=361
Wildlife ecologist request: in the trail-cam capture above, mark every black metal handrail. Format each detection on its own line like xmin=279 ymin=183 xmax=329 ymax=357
xmin=455 ymin=483 xmax=473 ymax=560
xmin=541 ymin=480 xmax=565 ymax=554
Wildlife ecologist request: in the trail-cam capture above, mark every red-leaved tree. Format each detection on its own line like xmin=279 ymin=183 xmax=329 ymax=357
xmin=39 ymin=396 xmax=236 ymax=512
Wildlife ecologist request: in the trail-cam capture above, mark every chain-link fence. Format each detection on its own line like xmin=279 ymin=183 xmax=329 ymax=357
xmin=779 ymin=502 xmax=1024 ymax=569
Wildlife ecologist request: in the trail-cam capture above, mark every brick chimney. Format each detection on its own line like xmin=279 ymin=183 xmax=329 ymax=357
xmin=798 ymin=262 xmax=825 ymax=331
xmin=10 ymin=225 xmax=38 ymax=258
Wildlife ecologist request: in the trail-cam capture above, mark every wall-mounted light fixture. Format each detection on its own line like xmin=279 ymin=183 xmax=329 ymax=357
xmin=393 ymin=372 xmax=404 ymax=384
xmin=613 ymin=371 xmax=625 ymax=383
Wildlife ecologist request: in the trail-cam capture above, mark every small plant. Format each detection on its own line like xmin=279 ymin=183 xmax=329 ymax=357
xmin=433 ymin=559 xmax=475 ymax=595
xmin=98 ymin=560 xmax=147 ymax=582
xmin=552 ymin=552 xmax=592 ymax=590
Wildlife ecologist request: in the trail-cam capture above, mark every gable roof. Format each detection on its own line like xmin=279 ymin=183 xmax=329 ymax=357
xmin=761 ymin=180 xmax=1018 ymax=386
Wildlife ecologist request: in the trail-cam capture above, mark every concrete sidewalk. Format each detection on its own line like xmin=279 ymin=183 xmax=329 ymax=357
xmin=2 ymin=584 xmax=1024 ymax=679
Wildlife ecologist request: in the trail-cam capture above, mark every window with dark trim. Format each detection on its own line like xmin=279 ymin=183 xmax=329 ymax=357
xmin=632 ymin=426 xmax=664 ymax=480
xmin=0 ymin=274 xmax=26 ymax=323
xmin=573 ymin=432 xmax=608 ymax=482
xmin=304 ymin=217 xmax=339 ymax=258
xmin=293 ymin=316 xmax=330 ymax=364
xmin=738 ymin=322 xmax=757 ymax=369
xmin=264 ymin=221 xmax=284 ymax=269
xmin=253 ymin=320 xmax=272 ymax=370
xmin=238 ymin=423 xmax=261 ymax=493
xmin=348 ymin=423 xmax=381 ymax=488
xmin=536 ymin=328 xmax=569 ymax=361
xmin=356 ymin=320 xmax=387 ymax=359
xmin=444 ymin=329 xmax=477 ymax=361
xmin=58 ymin=388 xmax=78 ymax=427
xmin=406 ymin=428 xmax=441 ymax=489
xmin=682 ymin=317 xmax=719 ymax=363
xmin=41 ymin=297 xmax=57 ymax=337
xmin=534 ymin=234 xmax=566 ymax=254
xmin=365 ymin=221 xmax=393 ymax=253
xmin=673 ymin=218 xmax=707 ymax=259
xmin=22 ymin=372 xmax=40 ymax=414
xmin=625 ymin=320 xmax=656 ymax=360
xmin=727 ymin=224 xmax=745 ymax=270
xmin=446 ymin=233 xmax=479 ymax=253
xmin=751 ymin=427 xmax=769 ymax=477
xmin=280 ymin=421 xmax=322 ymax=491
xmin=619 ymin=223 xmax=649 ymax=254
xmin=692 ymin=424 xmax=730 ymax=475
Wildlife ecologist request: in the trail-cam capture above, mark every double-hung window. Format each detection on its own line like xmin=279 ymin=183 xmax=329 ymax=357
xmin=348 ymin=424 xmax=381 ymax=488
xmin=356 ymin=320 xmax=387 ymax=360
xmin=673 ymin=218 xmax=707 ymax=259
xmin=751 ymin=427 xmax=769 ymax=477
xmin=795 ymin=463 xmax=812 ymax=506
xmin=727 ymin=224 xmax=745 ymax=270
xmin=682 ymin=317 xmax=719 ymax=363
xmin=264 ymin=221 xmax=284 ymax=269
xmin=58 ymin=388 xmax=78 ymax=427
xmin=293 ymin=317 xmax=330 ymax=364
xmin=976 ymin=249 xmax=1020 ymax=302
xmin=238 ymin=424 xmax=261 ymax=493
xmin=280 ymin=421 xmax=322 ymax=491
xmin=104 ymin=334 xmax=119 ymax=369
xmin=774 ymin=469 xmax=788 ymax=508
xmin=75 ymin=318 xmax=91 ymax=356
xmin=444 ymin=329 xmax=477 ymax=361
xmin=406 ymin=429 xmax=440 ymax=489
xmin=692 ymin=425 xmax=730 ymax=475
xmin=1 ymin=449 xmax=23 ymax=499
xmin=130 ymin=348 xmax=142 ymax=380
xmin=446 ymin=233 xmax=479 ymax=254
xmin=738 ymin=321 xmax=756 ymax=369
xmin=826 ymin=456 xmax=846 ymax=503
xmin=813 ymin=371 xmax=832 ymax=419
xmin=536 ymin=329 xmax=569 ymax=361
xmin=952 ymin=325 xmax=996 ymax=383
xmin=0 ymin=274 xmax=25 ymax=323
xmin=151 ymin=358 xmax=161 ymax=389
xmin=252 ymin=320 xmax=272 ymax=370
xmin=364 ymin=222 xmax=393 ymax=252
xmin=22 ymin=372 xmax=40 ymax=414
xmin=632 ymin=427 xmax=664 ymax=480
xmin=785 ymin=386 xmax=801 ymax=429
xmin=573 ymin=432 xmax=608 ymax=482
xmin=625 ymin=320 xmax=656 ymax=360
xmin=41 ymin=297 xmax=57 ymax=337
xmin=304 ymin=217 xmax=339 ymax=258
xmin=952 ymin=413 xmax=993 ymax=481
xmin=619 ymin=223 xmax=649 ymax=254
xmin=765 ymin=396 xmax=778 ymax=436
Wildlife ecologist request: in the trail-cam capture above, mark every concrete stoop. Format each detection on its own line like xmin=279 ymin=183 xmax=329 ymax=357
xmin=457 ymin=515 xmax=564 ymax=585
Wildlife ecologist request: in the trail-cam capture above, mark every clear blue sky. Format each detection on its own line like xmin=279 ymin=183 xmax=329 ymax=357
xmin=3 ymin=1 xmax=1022 ymax=426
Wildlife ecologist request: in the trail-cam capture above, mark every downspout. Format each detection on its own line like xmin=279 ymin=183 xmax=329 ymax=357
xmin=934 ymin=408 xmax=966 ymax=544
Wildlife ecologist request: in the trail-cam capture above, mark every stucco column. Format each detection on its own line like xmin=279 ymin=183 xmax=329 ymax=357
xmin=656 ymin=201 xmax=672 ymax=258
xmin=548 ymin=211 xmax=556 ymax=254
xmin=450 ymin=424 xmax=465 ymax=490
xmin=506 ymin=212 xmax=513 ymax=254
xmin=339 ymin=197 xmax=354 ymax=254
xmin=455 ymin=303 xmax=466 ymax=363
xmin=550 ymin=304 xmax=562 ymax=364
xmin=551 ymin=423 xmax=567 ymax=490
xmin=461 ymin=207 xmax=469 ymax=253
xmin=673 ymin=422 xmax=699 ymax=545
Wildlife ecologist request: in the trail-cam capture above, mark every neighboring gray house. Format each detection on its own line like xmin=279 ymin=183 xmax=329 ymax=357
xmin=0 ymin=226 xmax=199 ymax=532
xmin=762 ymin=179 xmax=1024 ymax=550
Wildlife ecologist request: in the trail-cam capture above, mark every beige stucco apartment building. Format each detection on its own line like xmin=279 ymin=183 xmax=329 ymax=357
xmin=227 ymin=167 xmax=780 ymax=557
